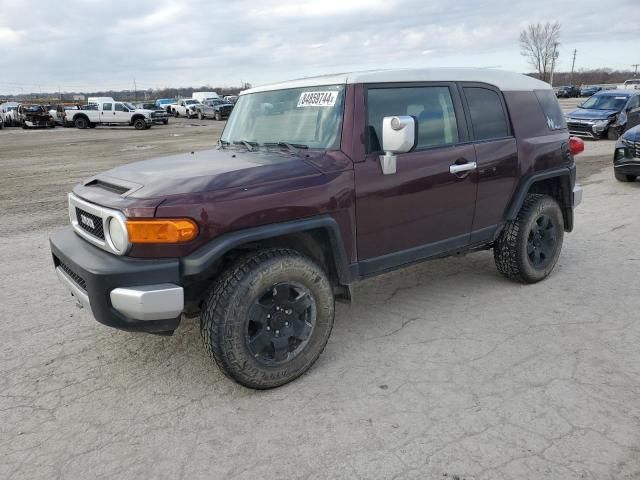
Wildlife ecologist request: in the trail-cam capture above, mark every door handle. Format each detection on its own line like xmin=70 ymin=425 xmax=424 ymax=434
xmin=449 ymin=162 xmax=477 ymax=174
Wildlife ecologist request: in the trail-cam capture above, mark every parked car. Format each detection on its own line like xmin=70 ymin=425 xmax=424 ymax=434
xmin=135 ymin=102 xmax=169 ymax=125
xmin=0 ymin=101 xmax=19 ymax=126
xmin=613 ymin=125 xmax=640 ymax=182
xmin=193 ymin=98 xmax=234 ymax=120
xmin=49 ymin=68 xmax=583 ymax=389
xmin=0 ymin=115 xmax=3 ymax=129
xmin=565 ymin=89 xmax=640 ymax=139
xmin=192 ymin=91 xmax=219 ymax=102
xmin=170 ymin=99 xmax=202 ymax=118
xmin=556 ymin=85 xmax=580 ymax=98
xmin=617 ymin=79 xmax=640 ymax=91
xmin=580 ymin=85 xmax=602 ymax=97
xmin=65 ymin=99 xmax=153 ymax=129
xmin=155 ymin=98 xmax=175 ymax=113
xmin=16 ymin=104 xmax=56 ymax=128
xmin=223 ymin=95 xmax=239 ymax=104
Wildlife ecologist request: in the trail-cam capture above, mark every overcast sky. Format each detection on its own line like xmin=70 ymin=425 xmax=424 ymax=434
xmin=0 ymin=0 xmax=638 ymax=94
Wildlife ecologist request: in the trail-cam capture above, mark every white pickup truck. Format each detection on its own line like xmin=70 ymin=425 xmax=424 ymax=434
xmin=65 ymin=99 xmax=154 ymax=130
xmin=618 ymin=79 xmax=640 ymax=91
xmin=169 ymin=99 xmax=202 ymax=118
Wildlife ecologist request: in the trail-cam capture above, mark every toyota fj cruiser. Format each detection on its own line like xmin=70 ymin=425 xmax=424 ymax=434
xmin=50 ymin=68 xmax=584 ymax=389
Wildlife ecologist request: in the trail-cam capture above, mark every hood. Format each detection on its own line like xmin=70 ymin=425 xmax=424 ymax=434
xmin=134 ymin=108 xmax=154 ymax=114
xmin=78 ymin=148 xmax=327 ymax=200
xmin=567 ymin=108 xmax=618 ymax=120
xmin=622 ymin=125 xmax=640 ymax=142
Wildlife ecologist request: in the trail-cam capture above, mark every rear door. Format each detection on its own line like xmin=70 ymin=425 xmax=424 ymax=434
xmin=459 ymin=83 xmax=518 ymax=242
xmin=101 ymin=102 xmax=113 ymax=123
xmin=354 ymin=83 xmax=477 ymax=273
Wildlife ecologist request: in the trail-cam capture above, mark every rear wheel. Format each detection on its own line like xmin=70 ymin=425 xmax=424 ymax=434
xmin=615 ymin=171 xmax=637 ymax=182
xmin=200 ymin=249 xmax=335 ymax=389
xmin=74 ymin=116 xmax=88 ymax=129
xmin=133 ymin=118 xmax=146 ymax=130
xmin=494 ymin=194 xmax=564 ymax=284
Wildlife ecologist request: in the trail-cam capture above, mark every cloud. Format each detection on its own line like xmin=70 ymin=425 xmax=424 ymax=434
xmin=0 ymin=0 xmax=638 ymax=94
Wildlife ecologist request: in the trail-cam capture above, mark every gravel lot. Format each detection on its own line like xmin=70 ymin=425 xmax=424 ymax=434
xmin=1 ymin=116 xmax=639 ymax=480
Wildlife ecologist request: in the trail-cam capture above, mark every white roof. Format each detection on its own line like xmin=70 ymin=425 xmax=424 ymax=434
xmin=242 ymin=68 xmax=551 ymax=95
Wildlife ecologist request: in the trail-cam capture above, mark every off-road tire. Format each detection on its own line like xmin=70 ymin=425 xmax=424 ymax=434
xmin=133 ymin=118 xmax=146 ymax=130
xmin=615 ymin=171 xmax=636 ymax=182
xmin=200 ymin=248 xmax=335 ymax=389
xmin=74 ymin=116 xmax=88 ymax=129
xmin=494 ymin=194 xmax=564 ymax=284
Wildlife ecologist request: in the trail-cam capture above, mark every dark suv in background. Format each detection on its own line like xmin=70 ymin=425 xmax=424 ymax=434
xmin=565 ymin=89 xmax=640 ymax=139
xmin=556 ymin=85 xmax=580 ymax=98
xmin=50 ymin=68 xmax=584 ymax=389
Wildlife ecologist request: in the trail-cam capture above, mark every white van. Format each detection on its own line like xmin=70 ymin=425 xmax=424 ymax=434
xmin=192 ymin=91 xmax=219 ymax=102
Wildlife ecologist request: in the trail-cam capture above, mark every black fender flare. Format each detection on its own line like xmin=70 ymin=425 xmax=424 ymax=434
xmin=180 ymin=215 xmax=353 ymax=284
xmin=504 ymin=165 xmax=576 ymax=231
xmin=131 ymin=114 xmax=147 ymax=123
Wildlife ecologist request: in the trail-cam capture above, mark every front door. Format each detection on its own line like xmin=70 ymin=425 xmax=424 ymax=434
xmin=113 ymin=102 xmax=130 ymax=124
xmin=355 ymin=84 xmax=477 ymax=275
xmin=625 ymin=95 xmax=640 ymax=131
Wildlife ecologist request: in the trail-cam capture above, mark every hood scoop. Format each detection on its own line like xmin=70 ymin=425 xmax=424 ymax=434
xmin=83 ymin=175 xmax=142 ymax=197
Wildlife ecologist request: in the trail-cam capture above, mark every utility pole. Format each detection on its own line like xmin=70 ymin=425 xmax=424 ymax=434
xmin=633 ymin=64 xmax=640 ymax=76
xmin=549 ymin=42 xmax=559 ymax=86
xmin=570 ymin=49 xmax=577 ymax=85
xmin=133 ymin=78 xmax=137 ymax=102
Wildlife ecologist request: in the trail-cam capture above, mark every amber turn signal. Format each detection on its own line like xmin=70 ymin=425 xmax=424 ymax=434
xmin=126 ymin=219 xmax=198 ymax=244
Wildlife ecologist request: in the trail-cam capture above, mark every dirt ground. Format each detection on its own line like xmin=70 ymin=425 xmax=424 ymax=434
xmin=1 ymin=116 xmax=639 ymax=480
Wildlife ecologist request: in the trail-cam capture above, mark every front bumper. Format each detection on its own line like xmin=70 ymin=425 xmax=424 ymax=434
xmin=50 ymin=227 xmax=183 ymax=333
xmin=614 ymin=145 xmax=640 ymax=176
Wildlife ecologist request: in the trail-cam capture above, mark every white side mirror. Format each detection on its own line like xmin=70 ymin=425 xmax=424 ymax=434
xmin=379 ymin=116 xmax=416 ymax=175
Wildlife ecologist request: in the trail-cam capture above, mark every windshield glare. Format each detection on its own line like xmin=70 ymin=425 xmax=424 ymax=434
xmin=221 ymin=85 xmax=345 ymax=149
xmin=580 ymin=94 xmax=628 ymax=111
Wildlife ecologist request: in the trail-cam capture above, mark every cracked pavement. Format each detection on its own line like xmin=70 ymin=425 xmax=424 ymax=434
xmin=1 ymin=122 xmax=639 ymax=479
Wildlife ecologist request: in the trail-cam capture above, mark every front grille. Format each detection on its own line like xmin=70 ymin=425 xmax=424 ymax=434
xmin=59 ymin=261 xmax=87 ymax=291
xmin=75 ymin=207 xmax=105 ymax=239
xmin=624 ymin=139 xmax=640 ymax=158
xmin=567 ymin=122 xmax=594 ymax=135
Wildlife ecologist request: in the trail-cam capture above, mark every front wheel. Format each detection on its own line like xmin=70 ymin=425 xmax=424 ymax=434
xmin=133 ymin=119 xmax=146 ymax=130
xmin=615 ymin=171 xmax=637 ymax=182
xmin=163 ymin=119 xmax=169 ymax=125
xmin=200 ymin=249 xmax=335 ymax=389
xmin=607 ymin=127 xmax=620 ymax=140
xmin=494 ymin=194 xmax=564 ymax=284
xmin=215 ymin=112 xmax=222 ymax=121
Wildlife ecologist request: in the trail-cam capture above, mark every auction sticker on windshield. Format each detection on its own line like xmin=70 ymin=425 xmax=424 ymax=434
xmin=297 ymin=91 xmax=338 ymax=107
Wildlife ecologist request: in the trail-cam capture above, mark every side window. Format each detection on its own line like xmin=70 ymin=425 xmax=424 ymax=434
xmin=627 ymin=96 xmax=640 ymax=110
xmin=367 ymin=86 xmax=459 ymax=152
xmin=464 ymin=87 xmax=509 ymax=140
xmin=534 ymin=89 xmax=567 ymax=131
xmin=114 ymin=103 xmax=125 ymax=112
xmin=102 ymin=103 xmax=112 ymax=111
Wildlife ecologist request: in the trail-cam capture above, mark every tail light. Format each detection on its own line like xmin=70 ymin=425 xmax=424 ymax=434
xmin=569 ymin=136 xmax=584 ymax=156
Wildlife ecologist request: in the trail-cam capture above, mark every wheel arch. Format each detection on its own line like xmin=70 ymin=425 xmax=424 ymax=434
xmin=131 ymin=114 xmax=146 ymax=122
xmin=505 ymin=167 xmax=575 ymax=232
xmin=181 ymin=216 xmax=353 ymax=305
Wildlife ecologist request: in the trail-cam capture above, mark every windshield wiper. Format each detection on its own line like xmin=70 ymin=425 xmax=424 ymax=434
xmin=218 ymin=139 xmax=230 ymax=149
xmin=263 ymin=142 xmax=309 ymax=154
xmin=233 ymin=140 xmax=258 ymax=151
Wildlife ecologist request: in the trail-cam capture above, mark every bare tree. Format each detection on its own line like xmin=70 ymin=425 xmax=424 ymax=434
xmin=520 ymin=22 xmax=561 ymax=83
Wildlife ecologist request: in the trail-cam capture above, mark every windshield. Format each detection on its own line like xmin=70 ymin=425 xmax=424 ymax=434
xmin=580 ymin=94 xmax=628 ymax=111
xmin=185 ymin=99 xmax=199 ymax=105
xmin=124 ymin=102 xmax=136 ymax=110
xmin=221 ymin=85 xmax=344 ymax=149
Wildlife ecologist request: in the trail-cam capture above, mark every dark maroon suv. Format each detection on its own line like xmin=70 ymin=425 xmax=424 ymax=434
xmin=50 ymin=68 xmax=584 ymax=388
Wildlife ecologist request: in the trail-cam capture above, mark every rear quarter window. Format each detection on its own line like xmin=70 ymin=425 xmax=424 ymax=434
xmin=534 ymin=90 xmax=567 ymax=131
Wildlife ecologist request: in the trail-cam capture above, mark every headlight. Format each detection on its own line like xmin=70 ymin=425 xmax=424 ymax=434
xmin=107 ymin=216 xmax=129 ymax=254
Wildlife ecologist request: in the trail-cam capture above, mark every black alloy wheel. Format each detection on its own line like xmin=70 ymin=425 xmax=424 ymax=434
xmin=246 ymin=282 xmax=316 ymax=365
xmin=526 ymin=214 xmax=557 ymax=269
